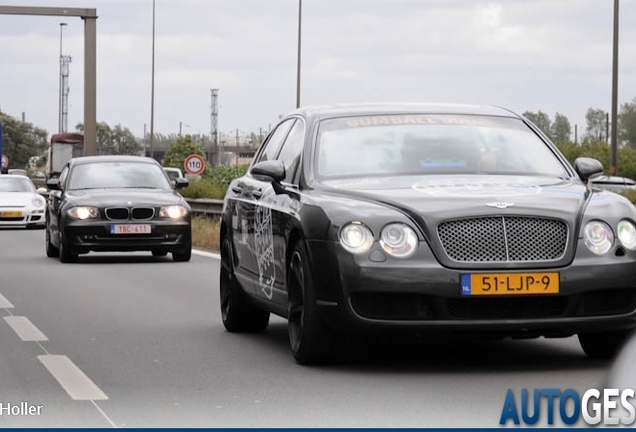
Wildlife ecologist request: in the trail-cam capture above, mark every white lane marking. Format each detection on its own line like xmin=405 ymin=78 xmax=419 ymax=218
xmin=38 ymin=355 xmax=108 ymax=401
xmin=4 ymin=316 xmax=49 ymax=341
xmin=91 ymin=400 xmax=118 ymax=428
xmin=192 ymin=248 xmax=220 ymax=260
xmin=0 ymin=292 xmax=15 ymax=309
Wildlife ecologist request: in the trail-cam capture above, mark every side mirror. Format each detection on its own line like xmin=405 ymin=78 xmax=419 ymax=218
xmin=36 ymin=187 xmax=48 ymax=195
xmin=174 ymin=177 xmax=189 ymax=189
xmin=251 ymin=160 xmax=285 ymax=183
xmin=573 ymin=157 xmax=604 ymax=182
xmin=46 ymin=178 xmax=61 ymax=191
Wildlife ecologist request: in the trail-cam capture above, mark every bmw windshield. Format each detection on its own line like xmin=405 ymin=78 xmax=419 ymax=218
xmin=67 ymin=162 xmax=173 ymax=190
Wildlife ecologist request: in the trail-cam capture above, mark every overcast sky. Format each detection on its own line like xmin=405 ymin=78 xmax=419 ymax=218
xmin=0 ymin=0 xmax=635 ymax=141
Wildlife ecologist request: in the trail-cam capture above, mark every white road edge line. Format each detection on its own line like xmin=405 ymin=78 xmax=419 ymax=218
xmin=4 ymin=316 xmax=49 ymax=341
xmin=192 ymin=248 xmax=220 ymax=260
xmin=38 ymin=355 xmax=108 ymax=401
xmin=91 ymin=400 xmax=118 ymax=428
xmin=0 ymin=292 xmax=15 ymax=309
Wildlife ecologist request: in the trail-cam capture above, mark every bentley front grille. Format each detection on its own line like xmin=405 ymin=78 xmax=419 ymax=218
xmin=105 ymin=207 xmax=130 ymax=220
xmin=437 ymin=216 xmax=568 ymax=263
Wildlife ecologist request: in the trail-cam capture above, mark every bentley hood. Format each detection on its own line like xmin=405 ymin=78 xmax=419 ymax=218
xmin=322 ymin=175 xmax=589 ymax=223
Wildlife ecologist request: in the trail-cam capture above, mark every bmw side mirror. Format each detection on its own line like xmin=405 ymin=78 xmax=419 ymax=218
xmin=251 ymin=160 xmax=286 ymax=183
xmin=36 ymin=187 xmax=48 ymax=195
xmin=175 ymin=177 xmax=189 ymax=189
xmin=46 ymin=178 xmax=61 ymax=191
xmin=574 ymin=157 xmax=604 ymax=182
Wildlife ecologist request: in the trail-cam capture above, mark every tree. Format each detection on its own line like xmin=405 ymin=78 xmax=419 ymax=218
xmin=163 ymin=134 xmax=207 ymax=172
xmin=0 ymin=109 xmax=48 ymax=169
xmin=551 ymin=113 xmax=572 ymax=144
xmin=619 ymin=97 xmax=636 ymax=148
xmin=522 ymin=111 xmax=552 ymax=138
xmin=75 ymin=121 xmax=141 ymax=155
xmin=585 ymin=108 xmax=607 ymax=141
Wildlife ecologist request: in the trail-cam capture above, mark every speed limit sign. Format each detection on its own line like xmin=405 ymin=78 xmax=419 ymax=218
xmin=184 ymin=154 xmax=206 ymax=175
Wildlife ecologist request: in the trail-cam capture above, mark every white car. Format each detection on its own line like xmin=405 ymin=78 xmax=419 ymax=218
xmin=0 ymin=175 xmax=47 ymax=229
xmin=163 ymin=167 xmax=184 ymax=182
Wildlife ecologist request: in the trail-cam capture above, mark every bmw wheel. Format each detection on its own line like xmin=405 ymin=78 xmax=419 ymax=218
xmin=45 ymin=224 xmax=59 ymax=258
xmin=59 ymin=233 xmax=77 ymax=263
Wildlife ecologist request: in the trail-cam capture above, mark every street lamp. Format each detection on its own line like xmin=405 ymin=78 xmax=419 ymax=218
xmin=58 ymin=22 xmax=67 ymax=133
xmin=610 ymin=0 xmax=619 ymax=175
xmin=149 ymin=0 xmax=156 ymax=160
xmin=296 ymin=0 xmax=302 ymax=108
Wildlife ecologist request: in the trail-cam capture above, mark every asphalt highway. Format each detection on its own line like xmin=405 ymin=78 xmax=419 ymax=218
xmin=0 ymin=228 xmax=614 ymax=427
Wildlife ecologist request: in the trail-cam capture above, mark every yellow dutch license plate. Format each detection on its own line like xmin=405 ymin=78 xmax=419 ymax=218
xmin=1 ymin=210 xmax=23 ymax=217
xmin=461 ymin=272 xmax=559 ymax=296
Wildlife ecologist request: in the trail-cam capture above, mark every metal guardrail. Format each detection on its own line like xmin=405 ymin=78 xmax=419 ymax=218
xmin=185 ymin=198 xmax=224 ymax=216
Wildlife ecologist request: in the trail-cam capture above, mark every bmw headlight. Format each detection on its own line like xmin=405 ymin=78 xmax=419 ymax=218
xmin=339 ymin=222 xmax=374 ymax=254
xmin=67 ymin=206 xmax=100 ymax=220
xmin=32 ymin=197 xmax=45 ymax=207
xmin=617 ymin=220 xmax=636 ymax=250
xmin=159 ymin=205 xmax=188 ymax=219
xmin=379 ymin=223 xmax=418 ymax=258
xmin=583 ymin=221 xmax=614 ymax=255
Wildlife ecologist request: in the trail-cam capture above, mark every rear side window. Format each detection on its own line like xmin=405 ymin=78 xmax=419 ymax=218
xmin=254 ymin=119 xmax=296 ymax=164
xmin=276 ymin=120 xmax=305 ymax=183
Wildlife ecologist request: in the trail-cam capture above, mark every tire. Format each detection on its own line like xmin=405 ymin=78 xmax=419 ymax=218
xmin=59 ymin=233 xmax=77 ymax=263
xmin=172 ymin=248 xmax=191 ymax=262
xmin=287 ymin=240 xmax=342 ymax=365
xmin=45 ymin=225 xmax=59 ymax=258
xmin=578 ymin=330 xmax=632 ymax=359
xmin=220 ymin=234 xmax=269 ymax=332
xmin=152 ymin=250 xmax=168 ymax=257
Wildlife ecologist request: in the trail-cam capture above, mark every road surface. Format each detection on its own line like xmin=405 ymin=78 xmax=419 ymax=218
xmin=0 ymin=228 xmax=613 ymax=427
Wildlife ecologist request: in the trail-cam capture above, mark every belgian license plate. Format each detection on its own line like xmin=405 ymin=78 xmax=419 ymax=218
xmin=110 ymin=224 xmax=152 ymax=234
xmin=461 ymin=272 xmax=559 ymax=295
xmin=1 ymin=210 xmax=23 ymax=217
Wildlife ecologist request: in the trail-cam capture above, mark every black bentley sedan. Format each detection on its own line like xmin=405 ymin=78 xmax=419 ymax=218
xmin=45 ymin=155 xmax=192 ymax=262
xmin=220 ymin=103 xmax=636 ymax=364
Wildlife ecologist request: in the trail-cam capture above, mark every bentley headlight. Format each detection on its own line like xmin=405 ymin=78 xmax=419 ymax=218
xmin=583 ymin=221 xmax=614 ymax=255
xmin=617 ymin=220 xmax=636 ymax=250
xmin=67 ymin=206 xmax=100 ymax=220
xmin=32 ymin=197 xmax=45 ymax=207
xmin=339 ymin=222 xmax=374 ymax=254
xmin=380 ymin=223 xmax=418 ymax=258
xmin=159 ymin=205 xmax=187 ymax=219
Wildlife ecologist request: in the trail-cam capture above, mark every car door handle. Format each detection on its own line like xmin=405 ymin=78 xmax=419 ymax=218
xmin=231 ymin=186 xmax=242 ymax=194
xmin=252 ymin=189 xmax=263 ymax=199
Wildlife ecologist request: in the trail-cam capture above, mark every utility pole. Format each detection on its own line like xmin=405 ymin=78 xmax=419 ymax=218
xmin=58 ymin=22 xmax=67 ymax=133
xmin=236 ymin=128 xmax=239 ymax=146
xmin=575 ymin=124 xmax=578 ymax=145
xmin=60 ymin=54 xmax=72 ymax=132
xmin=149 ymin=0 xmax=156 ymax=160
xmin=210 ymin=89 xmax=218 ymax=166
xmin=610 ymin=0 xmax=619 ymax=175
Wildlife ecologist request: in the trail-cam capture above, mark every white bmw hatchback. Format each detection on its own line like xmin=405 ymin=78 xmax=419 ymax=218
xmin=0 ymin=174 xmax=47 ymax=229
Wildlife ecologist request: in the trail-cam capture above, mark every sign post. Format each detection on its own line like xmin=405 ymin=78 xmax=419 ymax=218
xmin=184 ymin=154 xmax=206 ymax=176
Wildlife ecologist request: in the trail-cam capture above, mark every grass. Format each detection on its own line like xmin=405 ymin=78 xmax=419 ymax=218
xmin=191 ymin=215 xmax=221 ymax=251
